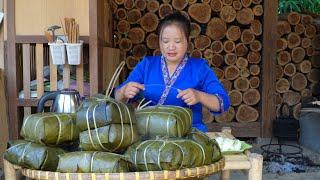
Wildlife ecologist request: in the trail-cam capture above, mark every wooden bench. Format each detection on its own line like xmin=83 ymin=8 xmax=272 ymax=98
xmin=3 ymin=127 xmax=263 ymax=180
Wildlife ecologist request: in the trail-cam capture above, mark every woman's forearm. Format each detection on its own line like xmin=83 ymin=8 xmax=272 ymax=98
xmin=115 ymin=87 xmax=128 ymax=103
xmin=198 ymin=91 xmax=221 ymax=112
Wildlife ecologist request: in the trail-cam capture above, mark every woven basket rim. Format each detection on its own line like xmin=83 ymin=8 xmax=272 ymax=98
xmin=20 ymin=157 xmax=225 ymax=179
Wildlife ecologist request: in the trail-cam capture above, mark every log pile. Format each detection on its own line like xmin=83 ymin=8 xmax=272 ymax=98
xmin=276 ymin=12 xmax=319 ymax=120
xmin=113 ymin=0 xmax=264 ymax=123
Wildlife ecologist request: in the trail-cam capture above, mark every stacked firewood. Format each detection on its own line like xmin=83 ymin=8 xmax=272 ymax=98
xmin=112 ymin=0 xmax=264 ymax=123
xmin=276 ymin=12 xmax=319 ymax=120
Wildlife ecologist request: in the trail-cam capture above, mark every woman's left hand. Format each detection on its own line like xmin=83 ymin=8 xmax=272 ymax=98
xmin=177 ymin=88 xmax=201 ymax=106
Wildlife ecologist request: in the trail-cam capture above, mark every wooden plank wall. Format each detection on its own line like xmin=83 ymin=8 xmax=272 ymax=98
xmin=15 ymin=0 xmax=89 ymax=36
xmin=261 ymin=0 xmax=278 ymax=137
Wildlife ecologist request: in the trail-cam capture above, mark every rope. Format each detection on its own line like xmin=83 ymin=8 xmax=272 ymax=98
xmin=105 ymin=61 xmax=126 ymax=98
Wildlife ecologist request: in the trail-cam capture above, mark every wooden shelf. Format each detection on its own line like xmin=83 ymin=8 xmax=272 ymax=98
xmin=206 ymin=122 xmax=261 ymax=137
xmin=17 ymin=98 xmax=52 ymax=107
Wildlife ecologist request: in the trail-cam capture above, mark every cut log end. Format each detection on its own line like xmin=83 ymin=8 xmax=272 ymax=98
xmin=225 ymin=65 xmax=240 ymax=80
xmin=206 ymin=18 xmax=227 ymax=40
xmin=291 ymin=73 xmax=307 ymax=91
xmin=188 ymin=3 xmax=211 ymax=23
xmin=236 ymin=105 xmax=259 ymax=122
xmin=249 ymin=76 xmax=260 ymax=88
xmin=243 ymin=88 xmax=261 ymax=105
xmin=276 ymin=78 xmax=290 ymax=93
xmin=288 ymin=12 xmax=301 ymax=25
xmin=234 ymin=77 xmax=250 ymax=92
xmin=215 ymin=107 xmax=235 ymax=123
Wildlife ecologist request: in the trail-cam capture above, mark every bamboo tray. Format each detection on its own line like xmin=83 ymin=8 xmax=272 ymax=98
xmin=19 ymin=158 xmax=224 ymax=180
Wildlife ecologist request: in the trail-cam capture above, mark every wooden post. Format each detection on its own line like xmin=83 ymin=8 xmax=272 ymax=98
xmin=248 ymin=153 xmax=263 ymax=180
xmin=261 ymin=0 xmax=278 ymax=137
xmin=6 ymin=0 xmax=19 ymax=139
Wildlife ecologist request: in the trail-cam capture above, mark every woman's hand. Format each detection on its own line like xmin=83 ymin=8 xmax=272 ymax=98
xmin=177 ymin=88 xmax=201 ymax=106
xmin=119 ymin=82 xmax=145 ymax=99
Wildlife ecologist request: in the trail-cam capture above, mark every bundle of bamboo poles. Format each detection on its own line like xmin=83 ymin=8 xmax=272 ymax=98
xmin=276 ymin=12 xmax=319 ymax=120
xmin=64 ymin=18 xmax=80 ymax=43
xmin=113 ymin=0 xmax=264 ymax=123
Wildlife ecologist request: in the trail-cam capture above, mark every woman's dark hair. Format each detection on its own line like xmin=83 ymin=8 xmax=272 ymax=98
xmin=158 ymin=12 xmax=191 ymax=40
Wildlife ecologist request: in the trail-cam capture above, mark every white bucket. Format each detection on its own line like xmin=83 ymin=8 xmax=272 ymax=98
xmin=48 ymin=43 xmax=66 ymax=65
xmin=65 ymin=40 xmax=83 ymax=65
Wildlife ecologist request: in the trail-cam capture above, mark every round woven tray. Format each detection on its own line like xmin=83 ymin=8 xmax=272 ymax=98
xmin=21 ymin=158 xmax=224 ymax=180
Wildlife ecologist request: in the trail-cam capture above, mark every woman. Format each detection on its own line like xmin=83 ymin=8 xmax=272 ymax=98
xmin=115 ymin=12 xmax=230 ymax=132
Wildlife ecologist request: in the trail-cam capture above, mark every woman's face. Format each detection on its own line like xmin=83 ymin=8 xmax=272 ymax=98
xmin=159 ymin=24 xmax=188 ymax=64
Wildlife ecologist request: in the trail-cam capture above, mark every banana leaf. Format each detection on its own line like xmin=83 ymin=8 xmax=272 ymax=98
xmin=57 ymin=151 xmax=134 ymax=173
xmin=4 ymin=140 xmax=65 ymax=171
xmin=76 ymin=97 xmax=136 ymax=131
xmin=186 ymin=128 xmax=221 ymax=163
xmin=135 ymin=106 xmax=192 ymax=138
xmin=124 ymin=134 xmax=221 ymax=171
xmin=20 ymin=112 xmax=79 ymax=145
xmin=79 ymin=124 xmax=140 ymax=152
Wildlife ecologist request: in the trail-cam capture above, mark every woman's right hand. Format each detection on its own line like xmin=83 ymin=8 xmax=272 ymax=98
xmin=119 ymin=82 xmax=145 ymax=99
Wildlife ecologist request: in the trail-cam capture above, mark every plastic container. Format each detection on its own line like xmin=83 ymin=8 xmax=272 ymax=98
xmin=65 ymin=40 xmax=83 ymax=65
xmin=48 ymin=43 xmax=66 ymax=65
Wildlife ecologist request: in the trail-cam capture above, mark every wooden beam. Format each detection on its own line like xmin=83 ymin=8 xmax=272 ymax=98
xmin=6 ymin=0 xmax=19 ymax=139
xmin=207 ymin=122 xmax=261 ymax=137
xmin=261 ymin=0 xmax=278 ymax=137
xmin=16 ymin=35 xmax=89 ymax=44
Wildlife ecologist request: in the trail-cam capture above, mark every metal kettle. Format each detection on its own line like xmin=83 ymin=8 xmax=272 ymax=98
xmin=37 ymin=89 xmax=82 ymax=113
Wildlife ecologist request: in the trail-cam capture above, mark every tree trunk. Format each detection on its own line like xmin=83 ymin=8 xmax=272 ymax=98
xmin=191 ymin=49 xmax=202 ymax=58
xmin=221 ymin=79 xmax=233 ymax=91
xmin=115 ymin=0 xmax=124 ymax=5
xmin=216 ymin=107 xmax=235 ymax=123
xmin=235 ymin=43 xmax=249 ymax=56
xmin=250 ymin=20 xmax=263 ymax=36
xmin=294 ymin=24 xmax=305 ymax=35
xmin=252 ymin=0 xmax=262 ymax=4
xmin=240 ymin=68 xmax=250 ymax=78
xmin=190 ymin=23 xmax=201 ymax=39
xmin=210 ymin=53 xmax=224 ymax=67
xmin=226 ymin=25 xmax=241 ymax=41
xmin=236 ymin=105 xmax=259 ymax=122
xmin=128 ymin=27 xmax=145 ymax=44
xmin=211 ymin=0 xmax=223 ymax=12
xmin=283 ymin=91 xmax=301 ymax=106
xmin=225 ymin=53 xmax=237 ymax=65
xmin=291 ymin=47 xmax=305 ymax=63
xmin=204 ymin=49 xmax=214 ymax=59
xmin=241 ymin=29 xmax=255 ymax=44
xmin=222 ymin=0 xmax=233 ymax=6
xmin=203 ymin=107 xmax=214 ymax=124
xmin=236 ymin=8 xmax=254 ymax=25
xmin=206 ymin=18 xmax=227 ymax=40
xmin=187 ymin=42 xmax=195 ymax=53
xmin=283 ymin=63 xmax=296 ymax=77
xmin=297 ymin=60 xmax=312 ymax=74
xmin=223 ymin=40 xmax=236 ymax=53
xmin=232 ymin=0 xmax=242 ymax=10
xmin=250 ymin=40 xmax=262 ymax=52
xmin=119 ymin=38 xmax=132 ymax=51
xmin=236 ymin=57 xmax=248 ymax=69
xmin=140 ymin=12 xmax=159 ymax=32
xmin=277 ymin=21 xmax=292 ymax=36
xmin=306 ymin=47 xmax=315 ymax=56
xmin=194 ymin=35 xmax=211 ymax=50
xmin=305 ymin=24 xmax=317 ymax=38
xmin=307 ymin=68 xmax=320 ymax=83
xmin=277 ymin=51 xmax=291 ymax=66
xmin=247 ymin=51 xmax=261 ymax=64
xmin=301 ymin=88 xmax=312 ymax=98
xmin=243 ymin=88 xmax=261 ymax=105
xmin=127 ymin=9 xmax=142 ymax=24
xmin=188 ymin=3 xmax=211 ymax=23
xmin=288 ymin=12 xmax=301 ymax=25
xmin=172 ymin=0 xmax=188 ymax=11
xmin=301 ymin=14 xmax=313 ymax=25
xmin=159 ymin=3 xmax=173 ymax=19
xmin=126 ymin=56 xmax=139 ymax=70
xmin=135 ymin=0 xmax=147 ymax=11
xmin=225 ymin=65 xmax=240 ymax=80
xmin=287 ymin=33 xmax=301 ymax=49
xmin=211 ymin=40 xmax=224 ymax=53
xmin=241 ymin=0 xmax=252 ymax=7
xmin=116 ymin=8 xmax=127 ymax=20
xmin=312 ymin=35 xmax=320 ymax=49
xmin=276 ymin=38 xmax=288 ymax=52
xmin=124 ymin=0 xmax=134 ymax=10
xmin=132 ymin=44 xmax=147 ymax=58
xmin=213 ymin=67 xmax=225 ymax=79
xmin=117 ymin=20 xmax=130 ymax=34
xmin=276 ymin=65 xmax=284 ymax=80
xmin=276 ymin=78 xmax=290 ymax=93
xmin=234 ymin=77 xmax=250 ymax=92
xmin=147 ymin=0 xmax=159 ymax=12
xmin=146 ymin=33 xmax=159 ymax=49
xmin=252 ymin=4 xmax=263 ymax=16
xmin=275 ymin=93 xmax=283 ymax=106
xmin=291 ymin=73 xmax=308 ymax=91
xmin=249 ymin=64 xmax=260 ymax=76
xmin=249 ymin=76 xmax=260 ymax=88
xmin=220 ymin=5 xmax=237 ymax=23
xmin=293 ymin=103 xmax=301 ymax=120
xmin=301 ymin=37 xmax=312 ymax=48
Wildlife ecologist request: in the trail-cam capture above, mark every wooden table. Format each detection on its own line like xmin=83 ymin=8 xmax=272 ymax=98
xmin=206 ymin=127 xmax=263 ymax=180
xmin=4 ymin=127 xmax=263 ymax=180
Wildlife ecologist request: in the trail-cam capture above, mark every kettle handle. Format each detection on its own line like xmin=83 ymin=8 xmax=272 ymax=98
xmin=37 ymin=91 xmax=58 ymax=112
